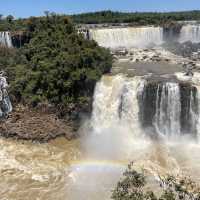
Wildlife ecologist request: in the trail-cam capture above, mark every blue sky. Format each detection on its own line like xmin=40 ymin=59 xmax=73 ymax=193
xmin=1 ymin=0 xmax=200 ymax=18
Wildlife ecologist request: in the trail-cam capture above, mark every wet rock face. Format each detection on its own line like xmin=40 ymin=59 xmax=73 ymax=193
xmin=138 ymin=82 xmax=158 ymax=128
xmin=163 ymin=41 xmax=200 ymax=58
xmin=77 ymin=29 xmax=90 ymax=40
xmin=163 ymin=23 xmax=182 ymax=43
xmin=11 ymin=32 xmax=31 ymax=48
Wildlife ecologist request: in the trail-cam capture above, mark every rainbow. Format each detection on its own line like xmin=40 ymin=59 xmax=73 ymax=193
xmin=68 ymin=159 xmax=128 ymax=169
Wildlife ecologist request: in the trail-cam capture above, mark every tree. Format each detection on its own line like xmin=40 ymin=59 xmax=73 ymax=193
xmin=112 ymin=162 xmax=200 ymax=200
xmin=6 ymin=15 xmax=14 ymax=23
xmin=44 ymin=11 xmax=50 ymax=18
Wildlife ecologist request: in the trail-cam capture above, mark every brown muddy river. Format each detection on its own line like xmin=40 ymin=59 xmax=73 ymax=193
xmin=0 ymin=136 xmax=127 ymax=200
xmin=0 ymin=138 xmax=80 ymax=200
xmin=1 ymin=135 xmax=200 ymax=200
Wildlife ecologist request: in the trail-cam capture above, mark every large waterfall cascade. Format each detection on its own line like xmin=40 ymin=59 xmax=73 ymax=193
xmin=91 ymin=75 xmax=144 ymax=135
xmin=0 ymin=32 xmax=12 ymax=48
xmin=88 ymin=24 xmax=200 ymax=49
xmin=91 ymin=74 xmax=200 ymax=139
xmin=92 ymin=75 xmax=126 ymax=133
xmin=89 ymin=27 xmax=164 ymax=48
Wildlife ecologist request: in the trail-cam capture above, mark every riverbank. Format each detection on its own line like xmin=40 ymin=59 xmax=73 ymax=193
xmin=0 ymin=105 xmax=76 ymax=142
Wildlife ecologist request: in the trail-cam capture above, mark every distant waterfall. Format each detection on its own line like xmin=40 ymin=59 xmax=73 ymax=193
xmin=89 ymin=27 xmax=164 ymax=48
xmin=0 ymin=95 xmax=12 ymax=118
xmin=87 ymin=24 xmax=200 ymax=48
xmin=179 ymin=25 xmax=200 ymax=43
xmin=91 ymin=75 xmax=200 ymax=139
xmin=0 ymin=32 xmax=12 ymax=48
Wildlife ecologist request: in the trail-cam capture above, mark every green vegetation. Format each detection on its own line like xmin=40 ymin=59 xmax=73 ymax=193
xmin=112 ymin=162 xmax=200 ymax=200
xmin=72 ymin=10 xmax=200 ymax=25
xmin=0 ymin=14 xmax=112 ymax=114
xmin=1 ymin=10 xmax=200 ymax=31
xmin=0 ymin=15 xmax=27 ymax=31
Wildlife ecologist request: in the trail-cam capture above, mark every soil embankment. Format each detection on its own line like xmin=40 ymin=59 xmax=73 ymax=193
xmin=0 ymin=105 xmax=76 ymax=142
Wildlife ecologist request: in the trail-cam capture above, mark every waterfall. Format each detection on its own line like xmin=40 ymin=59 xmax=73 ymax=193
xmin=138 ymin=81 xmax=199 ymax=137
xmin=179 ymin=25 xmax=200 ymax=43
xmin=89 ymin=27 xmax=164 ymax=48
xmin=88 ymin=24 xmax=200 ymax=48
xmin=119 ymin=77 xmax=145 ymax=133
xmin=92 ymin=75 xmax=200 ymax=139
xmin=154 ymin=83 xmax=181 ymax=137
xmin=91 ymin=75 xmax=142 ymax=134
xmin=180 ymin=84 xmax=198 ymax=135
xmin=0 ymin=32 xmax=12 ymax=48
xmin=91 ymin=75 xmax=126 ymax=133
xmin=0 ymin=95 xmax=12 ymax=118
xmin=196 ymin=87 xmax=200 ymax=140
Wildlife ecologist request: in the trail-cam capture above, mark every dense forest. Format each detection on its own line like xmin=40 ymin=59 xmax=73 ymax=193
xmin=72 ymin=10 xmax=200 ymax=25
xmin=0 ymin=13 xmax=112 ymax=115
xmin=1 ymin=10 xmax=200 ymax=31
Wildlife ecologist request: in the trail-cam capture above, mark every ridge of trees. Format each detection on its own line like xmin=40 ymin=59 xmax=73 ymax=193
xmin=1 ymin=10 xmax=200 ymax=31
xmin=72 ymin=10 xmax=200 ymax=25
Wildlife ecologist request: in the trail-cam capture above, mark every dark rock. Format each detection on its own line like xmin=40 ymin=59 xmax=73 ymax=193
xmin=143 ymin=56 xmax=148 ymax=59
xmin=11 ymin=31 xmax=31 ymax=48
xmin=163 ymin=41 xmax=200 ymax=58
xmin=163 ymin=21 xmax=182 ymax=42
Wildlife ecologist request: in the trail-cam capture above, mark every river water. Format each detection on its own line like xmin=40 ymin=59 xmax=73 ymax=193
xmin=1 ymin=135 xmax=200 ymax=200
xmin=2 ymin=73 xmax=200 ymax=200
xmin=0 ymin=137 xmax=80 ymax=200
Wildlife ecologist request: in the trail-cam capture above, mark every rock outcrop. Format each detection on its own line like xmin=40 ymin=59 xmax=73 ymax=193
xmin=0 ymin=105 xmax=75 ymax=142
xmin=11 ymin=31 xmax=30 ymax=48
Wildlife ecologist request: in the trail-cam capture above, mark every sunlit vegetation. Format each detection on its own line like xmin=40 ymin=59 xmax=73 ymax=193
xmin=72 ymin=10 xmax=200 ymax=25
xmin=112 ymin=163 xmax=200 ymax=200
xmin=1 ymin=10 xmax=200 ymax=31
xmin=0 ymin=13 xmax=112 ymax=115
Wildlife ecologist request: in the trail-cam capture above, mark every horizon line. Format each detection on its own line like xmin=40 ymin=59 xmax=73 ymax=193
xmin=1 ymin=9 xmax=200 ymax=19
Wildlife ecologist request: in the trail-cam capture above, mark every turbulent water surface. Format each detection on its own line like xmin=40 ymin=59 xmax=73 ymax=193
xmin=1 ymin=73 xmax=200 ymax=200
